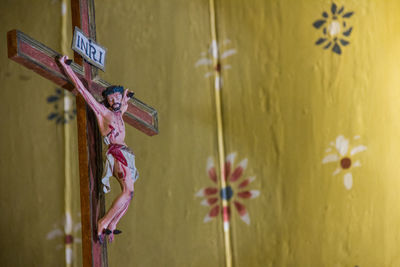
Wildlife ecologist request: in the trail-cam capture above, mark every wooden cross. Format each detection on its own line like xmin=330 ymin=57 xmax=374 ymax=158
xmin=7 ymin=0 xmax=158 ymax=266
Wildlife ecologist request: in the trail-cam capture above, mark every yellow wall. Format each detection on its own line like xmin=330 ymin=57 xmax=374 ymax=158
xmin=2 ymin=0 xmax=400 ymax=266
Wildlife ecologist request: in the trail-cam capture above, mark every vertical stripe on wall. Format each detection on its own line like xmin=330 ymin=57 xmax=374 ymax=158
xmin=208 ymin=1 xmax=233 ymax=267
xmin=61 ymin=0 xmax=75 ymax=265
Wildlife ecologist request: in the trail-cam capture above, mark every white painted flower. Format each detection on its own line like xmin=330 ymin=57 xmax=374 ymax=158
xmin=46 ymin=212 xmax=82 ymax=264
xmin=194 ymin=39 xmax=237 ymax=78
xmin=322 ymin=135 xmax=367 ymax=190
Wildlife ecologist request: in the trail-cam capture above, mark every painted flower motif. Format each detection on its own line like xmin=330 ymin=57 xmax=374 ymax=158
xmin=195 ymin=153 xmax=260 ymax=229
xmin=322 ymin=135 xmax=367 ymax=190
xmin=46 ymin=212 xmax=81 ymax=264
xmin=313 ymin=3 xmax=354 ymax=55
xmin=47 ymin=88 xmax=76 ymax=124
xmin=194 ymin=39 xmax=237 ymax=79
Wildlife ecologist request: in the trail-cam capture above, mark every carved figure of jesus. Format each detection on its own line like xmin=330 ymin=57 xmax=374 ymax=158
xmin=59 ymin=56 xmax=138 ymax=243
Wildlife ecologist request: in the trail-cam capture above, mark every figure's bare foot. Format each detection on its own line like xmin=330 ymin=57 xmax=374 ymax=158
xmin=107 ymin=224 xmax=115 ymax=243
xmin=108 ymin=232 xmax=114 ymax=243
xmin=98 ymin=233 xmax=105 ymax=244
xmin=97 ymin=219 xmax=108 ymax=237
xmin=103 ymin=227 xmax=115 ymax=243
xmin=105 ymin=229 xmax=122 ymax=243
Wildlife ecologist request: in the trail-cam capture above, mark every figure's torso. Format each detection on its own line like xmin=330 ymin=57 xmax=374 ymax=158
xmin=98 ymin=110 xmax=126 ymax=145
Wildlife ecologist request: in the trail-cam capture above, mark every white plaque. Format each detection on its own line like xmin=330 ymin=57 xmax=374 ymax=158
xmin=72 ymin=27 xmax=107 ymax=71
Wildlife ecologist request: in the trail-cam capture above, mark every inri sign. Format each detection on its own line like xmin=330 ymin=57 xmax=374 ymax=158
xmin=72 ymin=27 xmax=107 ymax=71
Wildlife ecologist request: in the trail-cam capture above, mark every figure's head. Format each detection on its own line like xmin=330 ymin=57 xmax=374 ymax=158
xmin=102 ymin=85 xmax=124 ymax=111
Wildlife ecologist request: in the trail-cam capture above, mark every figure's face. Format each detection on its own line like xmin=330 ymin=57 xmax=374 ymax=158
xmin=107 ymin=92 xmax=122 ymax=111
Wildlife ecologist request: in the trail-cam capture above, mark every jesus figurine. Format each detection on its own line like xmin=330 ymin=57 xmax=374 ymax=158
xmin=59 ymin=55 xmax=139 ymax=243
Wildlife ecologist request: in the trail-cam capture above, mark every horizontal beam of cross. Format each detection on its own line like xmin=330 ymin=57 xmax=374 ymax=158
xmin=7 ymin=29 xmax=159 ymax=136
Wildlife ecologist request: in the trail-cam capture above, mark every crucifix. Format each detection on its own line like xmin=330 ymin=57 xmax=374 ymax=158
xmin=7 ymin=0 xmax=158 ymax=266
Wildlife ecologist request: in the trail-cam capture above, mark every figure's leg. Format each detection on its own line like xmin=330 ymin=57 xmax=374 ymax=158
xmin=105 ymin=200 xmax=131 ymax=243
xmin=106 ymin=184 xmax=134 ymax=243
xmin=107 ymin=190 xmax=134 ymax=230
xmin=97 ymin=163 xmax=134 ymax=238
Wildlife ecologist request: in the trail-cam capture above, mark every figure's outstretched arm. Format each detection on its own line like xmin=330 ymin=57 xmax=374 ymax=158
xmin=121 ymin=89 xmax=134 ymax=114
xmin=58 ymin=56 xmax=107 ymax=118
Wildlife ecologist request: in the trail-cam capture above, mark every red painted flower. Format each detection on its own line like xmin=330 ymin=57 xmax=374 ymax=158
xmin=196 ymin=153 xmax=260 ymax=227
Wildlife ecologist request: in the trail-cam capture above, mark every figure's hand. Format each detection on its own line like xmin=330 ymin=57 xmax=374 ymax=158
xmin=58 ymin=55 xmax=73 ymax=67
xmin=123 ymin=89 xmax=134 ymax=101
xmin=121 ymin=89 xmax=134 ymax=113
xmin=127 ymin=91 xmax=135 ymax=98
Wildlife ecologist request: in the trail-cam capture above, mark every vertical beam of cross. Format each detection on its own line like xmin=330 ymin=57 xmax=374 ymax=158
xmin=70 ymin=0 xmax=107 ymax=266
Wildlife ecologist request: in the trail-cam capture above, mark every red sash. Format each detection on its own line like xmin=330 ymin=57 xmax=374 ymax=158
xmin=107 ymin=144 xmax=128 ymax=166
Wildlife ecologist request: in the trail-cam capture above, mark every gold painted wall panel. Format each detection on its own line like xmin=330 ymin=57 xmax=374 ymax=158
xmin=2 ymin=0 xmax=400 ymax=266
xmin=0 ymin=0 xmax=71 ymax=266
xmin=96 ymin=0 xmax=225 ymax=266
xmin=217 ymin=0 xmax=400 ymax=266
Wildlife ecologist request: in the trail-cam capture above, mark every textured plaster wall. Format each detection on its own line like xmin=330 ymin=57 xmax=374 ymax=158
xmin=216 ymin=1 xmax=400 ymax=266
xmin=0 ymin=0 xmax=70 ymax=266
xmin=96 ymin=1 xmax=225 ymax=266
xmin=2 ymin=0 xmax=400 ymax=267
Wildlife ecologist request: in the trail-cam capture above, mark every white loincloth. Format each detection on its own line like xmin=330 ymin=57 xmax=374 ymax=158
xmin=101 ymin=137 xmax=139 ymax=193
